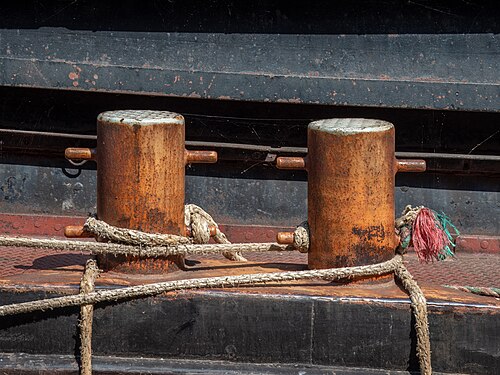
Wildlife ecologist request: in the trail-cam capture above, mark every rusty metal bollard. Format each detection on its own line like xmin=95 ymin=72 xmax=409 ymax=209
xmin=65 ymin=110 xmax=217 ymax=273
xmin=276 ymin=118 xmax=426 ymax=270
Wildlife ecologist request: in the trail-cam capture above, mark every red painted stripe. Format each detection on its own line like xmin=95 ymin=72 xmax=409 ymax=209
xmin=0 ymin=213 xmax=497 ymax=254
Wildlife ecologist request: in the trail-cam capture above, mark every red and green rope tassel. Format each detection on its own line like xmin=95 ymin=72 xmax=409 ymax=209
xmin=396 ymin=205 xmax=459 ymax=262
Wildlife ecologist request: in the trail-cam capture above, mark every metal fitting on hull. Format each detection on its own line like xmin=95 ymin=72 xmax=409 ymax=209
xmin=278 ymin=118 xmax=426 ymax=271
xmin=66 ymin=110 xmax=217 ymax=273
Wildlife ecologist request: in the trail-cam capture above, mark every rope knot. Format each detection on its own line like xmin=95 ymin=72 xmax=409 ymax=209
xmin=293 ymin=221 xmax=310 ymax=253
xmin=185 ymin=204 xmax=247 ymax=262
xmin=395 ymin=205 xmax=423 ymax=229
xmin=186 ymin=211 xmax=211 ymax=244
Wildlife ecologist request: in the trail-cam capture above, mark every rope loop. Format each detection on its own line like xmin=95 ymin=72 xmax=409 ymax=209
xmin=185 ymin=204 xmax=247 ymax=262
xmin=1 ymin=204 xmax=463 ymax=375
xmin=84 ymin=216 xmax=190 ymax=246
xmin=188 ymin=212 xmax=212 ymax=244
xmin=293 ymin=221 xmax=310 ymax=253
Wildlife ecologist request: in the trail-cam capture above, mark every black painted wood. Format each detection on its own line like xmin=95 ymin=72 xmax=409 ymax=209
xmin=0 ymin=352 xmax=456 ymax=375
xmin=0 ymin=29 xmax=497 ymax=111
xmin=0 ymin=290 xmax=498 ymax=374
xmin=1 ymin=1 xmax=498 ymax=34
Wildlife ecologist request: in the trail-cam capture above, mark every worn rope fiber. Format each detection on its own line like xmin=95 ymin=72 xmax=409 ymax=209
xmin=85 ymin=205 xmax=244 ymax=261
xmin=0 ymin=255 xmax=401 ymax=317
xmin=78 ymin=259 xmax=99 ymax=375
xmin=185 ymin=204 xmax=246 ymax=261
xmin=0 ymin=213 xmax=432 ymax=374
xmin=0 ymin=236 xmax=292 ymax=257
xmin=394 ymin=262 xmax=432 ymax=375
xmin=0 ymin=254 xmax=431 ymax=374
xmin=292 ymin=221 xmax=310 ymax=253
xmin=84 ymin=217 xmax=190 ymax=245
xmin=444 ymin=285 xmax=500 ymax=298
xmin=0 ymin=205 xmax=304 ymax=259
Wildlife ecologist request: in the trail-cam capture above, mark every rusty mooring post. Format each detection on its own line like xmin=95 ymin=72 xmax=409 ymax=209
xmin=66 ymin=110 xmax=217 ymax=272
xmin=277 ymin=118 xmax=425 ymax=269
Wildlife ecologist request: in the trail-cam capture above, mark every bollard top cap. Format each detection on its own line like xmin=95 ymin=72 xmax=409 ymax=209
xmin=98 ymin=110 xmax=184 ymax=126
xmin=309 ymin=118 xmax=393 ymax=135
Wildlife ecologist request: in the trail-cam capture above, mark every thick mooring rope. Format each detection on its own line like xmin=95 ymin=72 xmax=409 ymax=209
xmin=0 ymin=236 xmax=292 ymax=257
xmin=0 ymin=214 xmax=433 ymax=374
xmin=84 ymin=217 xmax=190 ymax=246
xmin=0 ymin=205 xmax=300 ymax=257
xmin=394 ymin=263 xmax=432 ymax=375
xmin=0 ymin=256 xmax=401 ymax=317
xmin=292 ymin=221 xmax=310 ymax=253
xmin=78 ymin=259 xmax=99 ymax=375
xmin=83 ymin=204 xmax=246 ymax=261
xmin=0 ymin=255 xmax=432 ymax=374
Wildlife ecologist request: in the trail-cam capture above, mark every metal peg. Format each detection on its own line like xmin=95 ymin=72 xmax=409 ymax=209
xmin=276 ymin=156 xmax=307 ymax=170
xmin=65 ymin=148 xmax=97 ymax=161
xmin=395 ymin=159 xmax=426 ymax=173
xmin=185 ymin=150 xmax=218 ymax=164
xmin=276 ymin=231 xmax=294 ymax=245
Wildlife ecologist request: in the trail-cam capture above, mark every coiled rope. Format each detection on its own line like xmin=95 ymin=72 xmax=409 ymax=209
xmin=185 ymin=204 xmax=247 ymax=261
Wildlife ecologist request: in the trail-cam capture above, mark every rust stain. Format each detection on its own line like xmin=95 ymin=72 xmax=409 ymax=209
xmin=307 ymin=119 xmax=397 ymax=270
xmin=96 ymin=111 xmax=187 ymax=273
xmin=91 ymin=111 xmax=217 ymax=273
xmin=275 ymin=156 xmax=307 ymax=170
xmin=352 ymin=225 xmax=386 ymax=242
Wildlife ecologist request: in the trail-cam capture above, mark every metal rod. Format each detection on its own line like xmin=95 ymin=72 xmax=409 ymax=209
xmin=276 ymin=232 xmax=294 ymax=245
xmin=65 ymin=147 xmax=97 ymax=161
xmin=396 ymin=159 xmax=427 ymax=173
xmin=185 ymin=150 xmax=218 ymax=164
xmin=1 ymin=128 xmax=498 ymax=162
xmin=276 ymin=156 xmax=307 ymax=170
xmin=64 ymin=226 xmax=93 ymax=238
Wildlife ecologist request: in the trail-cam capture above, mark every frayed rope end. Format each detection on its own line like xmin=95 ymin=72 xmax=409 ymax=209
xmin=396 ymin=205 xmax=459 ymax=263
xmin=412 ymin=208 xmax=459 ymax=263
